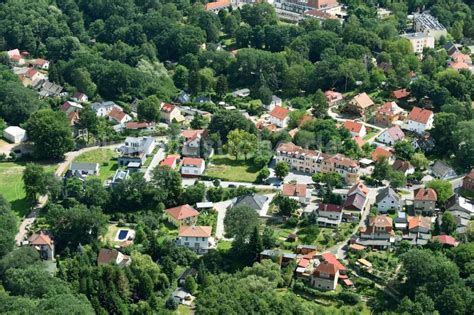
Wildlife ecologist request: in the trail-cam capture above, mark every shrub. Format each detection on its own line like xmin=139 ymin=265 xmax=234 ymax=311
xmin=338 ymin=291 xmax=360 ymax=305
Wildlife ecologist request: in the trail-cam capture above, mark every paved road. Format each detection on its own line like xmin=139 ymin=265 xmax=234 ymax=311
xmin=14 ymin=143 xmax=120 ymax=245
xmin=213 ymin=199 xmax=233 ymax=240
xmin=182 ymin=178 xmax=277 ymax=190
xmin=144 ymin=148 xmax=165 ymax=181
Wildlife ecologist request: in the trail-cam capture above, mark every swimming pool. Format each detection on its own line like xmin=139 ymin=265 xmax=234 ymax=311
xmin=117 ymin=229 xmax=128 ymax=241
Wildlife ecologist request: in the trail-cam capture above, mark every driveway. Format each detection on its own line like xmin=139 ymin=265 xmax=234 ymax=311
xmin=213 ymin=199 xmax=233 ymax=240
xmin=144 ymin=148 xmax=165 ymax=181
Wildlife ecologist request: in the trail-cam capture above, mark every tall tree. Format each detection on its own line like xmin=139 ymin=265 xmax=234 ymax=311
xmin=224 ymin=206 xmax=259 ymax=244
xmin=137 ymin=95 xmax=161 ymax=122
xmin=22 ymin=163 xmax=46 ymax=203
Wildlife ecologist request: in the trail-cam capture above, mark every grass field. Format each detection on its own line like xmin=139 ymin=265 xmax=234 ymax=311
xmin=0 ymin=161 xmax=56 ymax=217
xmin=73 ymin=148 xmax=119 ymax=182
xmin=205 ymin=154 xmax=260 ymax=182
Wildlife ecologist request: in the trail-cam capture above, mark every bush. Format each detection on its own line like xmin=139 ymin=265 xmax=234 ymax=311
xmin=338 ymin=291 xmax=360 ymax=305
xmin=286 ymin=217 xmax=298 ymax=227
xmin=165 ymin=297 xmax=178 ymax=310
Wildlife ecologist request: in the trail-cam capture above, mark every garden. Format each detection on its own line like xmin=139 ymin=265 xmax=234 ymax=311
xmin=205 ymin=154 xmax=261 ymax=182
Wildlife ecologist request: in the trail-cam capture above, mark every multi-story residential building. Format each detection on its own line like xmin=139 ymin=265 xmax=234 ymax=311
xmin=358 ymin=215 xmax=395 ymax=249
xmin=166 ymin=204 xmax=200 ymax=226
xmin=414 ymin=188 xmax=437 ymax=215
xmin=310 ymin=261 xmax=339 ymax=290
xmin=275 ymin=142 xmax=360 ymax=185
xmin=316 ymin=203 xmax=343 ymax=227
xmin=374 ymin=101 xmax=406 ymax=126
xmin=160 ymin=102 xmax=185 ymax=124
xmin=413 ymin=12 xmax=447 ymax=40
xmin=375 ymin=187 xmax=401 ymax=213
xmin=181 ymin=157 xmax=206 ymax=176
xmin=28 ymin=231 xmax=54 ymax=261
xmin=118 ymin=136 xmax=156 ymax=166
xmin=376 ymin=125 xmax=405 ymax=146
xmin=401 ymin=32 xmax=435 ymax=54
xmin=177 ymin=225 xmax=213 ymax=254
xmin=274 ymin=0 xmax=338 ymax=14
xmin=405 ymin=107 xmax=434 ymax=134
xmin=346 ymin=92 xmax=375 ymax=116
xmin=268 ymin=106 xmax=290 ymax=128
xmin=282 ymin=183 xmax=310 ymax=204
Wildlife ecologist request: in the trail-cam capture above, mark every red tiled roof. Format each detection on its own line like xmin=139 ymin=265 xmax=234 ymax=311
xmin=371 ymin=147 xmax=393 ymax=161
xmin=414 ymin=188 xmax=437 ymax=201
xmin=26 ymin=68 xmax=38 ymax=78
xmin=408 ymin=107 xmax=433 ymax=124
xmin=386 ymin=125 xmax=405 ymax=141
xmin=125 ymin=121 xmax=152 ymax=129
xmin=392 ymin=88 xmax=410 ymax=99
xmin=321 ymin=252 xmax=345 ymax=271
xmin=35 ymin=58 xmax=48 ymax=66
xmin=314 ymin=261 xmax=338 ymax=278
xmin=97 ymin=248 xmax=119 ymax=265
xmin=298 ymin=258 xmax=310 ymax=268
xmin=344 ymin=120 xmax=364 ymax=133
xmin=166 ymin=204 xmax=199 ymax=221
xmin=161 ymin=155 xmax=179 ymax=167
xmin=349 ymin=244 xmax=366 ymax=251
xmin=182 ymin=157 xmax=204 ymax=168
xmin=392 ymin=159 xmax=412 ymax=173
xmin=67 ymin=112 xmax=80 ymax=126
xmin=324 ymin=90 xmax=343 ymax=102
xmin=205 ymin=0 xmax=230 ymax=10
xmin=268 ymin=106 xmax=289 ymax=120
xmin=181 ymin=129 xmax=208 ymax=140
xmin=161 ymin=103 xmax=175 ymax=113
xmin=282 ymin=183 xmax=307 ymax=197
xmin=377 ymin=101 xmax=404 ymax=116
xmin=465 ymin=169 xmax=474 ymax=180
xmin=432 ymin=235 xmax=458 ymax=246
xmin=353 ymin=136 xmax=365 ymax=147
xmin=369 ymin=215 xmax=392 ymax=228
xmin=299 ymin=114 xmax=314 ymax=126
xmin=348 ymin=182 xmax=369 ymax=196
xmin=451 ymin=51 xmax=472 ymax=64
xmin=318 ymin=203 xmax=343 ymax=213
xmin=108 ymin=107 xmax=127 ymax=122
xmin=28 ymin=231 xmax=53 ymax=249
xmin=408 ymin=215 xmax=431 ymax=230
xmin=179 ymin=225 xmax=212 ymax=237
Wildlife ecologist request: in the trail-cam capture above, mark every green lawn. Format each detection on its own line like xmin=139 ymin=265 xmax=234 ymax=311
xmin=73 ymin=148 xmax=119 ymax=182
xmin=363 ymin=131 xmax=378 ymax=140
xmin=205 ymin=154 xmax=260 ymax=182
xmin=217 ymin=240 xmax=232 ymax=251
xmin=0 ymin=161 xmax=56 ymax=217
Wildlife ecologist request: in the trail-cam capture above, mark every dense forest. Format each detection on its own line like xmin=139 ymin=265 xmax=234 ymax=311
xmin=0 ymin=0 xmax=473 ymax=314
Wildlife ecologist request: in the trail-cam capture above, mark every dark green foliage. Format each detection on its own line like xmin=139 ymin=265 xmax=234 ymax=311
xmin=0 ymin=196 xmax=17 ymax=257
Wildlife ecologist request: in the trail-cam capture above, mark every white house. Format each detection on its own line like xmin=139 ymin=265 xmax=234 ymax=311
xmin=343 ymin=120 xmax=367 ymax=138
xmin=28 ymin=231 xmax=54 ymax=261
xmin=72 ymin=92 xmax=89 ymax=103
xmin=3 ymin=126 xmax=27 ymax=144
xmin=264 ymin=95 xmax=282 ymax=111
xmin=376 ymin=125 xmax=405 ymax=146
xmin=69 ymin=162 xmax=100 ymax=176
xmin=316 ymin=203 xmax=343 ymax=227
xmin=121 ymin=136 xmax=156 ymax=156
xmin=97 ymin=248 xmax=132 ymax=267
xmin=282 ymin=183 xmax=310 ymax=204
xmin=108 ymin=107 xmax=132 ymax=125
xmin=405 ymin=107 xmax=434 ymax=134
xmin=92 ymin=101 xmax=122 ymax=117
xmin=32 ymin=58 xmax=50 ymax=70
xmin=177 ymin=225 xmax=212 ymax=254
xmin=268 ymin=106 xmax=290 ymax=128
xmin=232 ymin=88 xmax=250 ymax=98
xmin=310 ymin=261 xmax=339 ymax=291
xmin=375 ymin=187 xmax=401 ymax=213
xmin=181 ymin=157 xmax=205 ymax=176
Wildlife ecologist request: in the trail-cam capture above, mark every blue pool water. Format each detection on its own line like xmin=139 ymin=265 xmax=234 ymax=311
xmin=117 ymin=230 xmax=128 ymax=241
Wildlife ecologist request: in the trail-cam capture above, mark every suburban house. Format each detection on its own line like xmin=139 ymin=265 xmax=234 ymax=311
xmin=324 ymin=90 xmax=344 ymax=106
xmin=118 ymin=136 xmax=156 ymax=166
xmin=108 ymin=107 xmax=132 ymax=125
xmin=371 ymin=147 xmax=394 ymax=163
xmin=97 ymin=248 xmax=132 ymax=267
xmin=91 ymin=101 xmax=122 ymax=117
xmin=375 ymin=187 xmax=401 ymax=213
xmin=110 ymin=169 xmax=129 ymax=187
xmin=357 ymin=215 xmax=395 ymax=249
xmin=316 ymin=203 xmax=343 ymax=227
xmin=28 ymin=231 xmax=54 ymax=261
xmin=165 ymin=204 xmax=199 ymax=226
xmin=232 ymin=194 xmax=268 ymax=213
xmin=177 ymin=225 xmax=213 ymax=254
xmin=268 ymin=106 xmax=290 ymax=128
xmin=231 ymin=88 xmax=250 ymax=98
xmin=124 ymin=121 xmax=155 ymax=131
xmin=432 ymin=235 xmax=459 ymax=247
xmin=414 ymin=188 xmax=437 ymax=215
xmin=282 ymin=183 xmax=310 ymax=204
xmin=30 ymin=58 xmax=50 ymax=70
xmin=69 ymin=162 xmax=100 ymax=176
xmin=310 ymin=261 xmax=339 ymax=291
xmin=430 ymin=160 xmax=457 ymax=179
xmin=343 ymin=183 xmax=367 ymax=212
xmin=445 ymin=195 xmax=474 ymax=231
xmin=160 ymin=155 xmax=180 ymax=169
xmin=392 ymin=159 xmax=415 ymax=176
xmin=181 ymin=157 xmax=205 ymax=176
xmin=3 ymin=126 xmax=27 ymax=144
xmin=462 ymin=169 xmax=474 ymax=193
xmin=205 ymin=0 xmax=231 ymax=13
xmin=265 ymin=95 xmax=282 ymax=111
xmin=376 ymin=125 xmax=405 ymax=145
xmin=7 ymin=49 xmax=25 ymax=65
xmin=61 ymin=101 xmax=83 ymax=115
xmin=405 ymin=215 xmax=431 ymax=245
xmin=394 ymin=211 xmax=409 ymax=230
xmin=343 ymin=120 xmax=366 ymax=138
xmin=374 ymin=101 xmax=405 ymax=126
xmin=405 ymin=107 xmax=434 ymax=134
xmin=181 ymin=129 xmax=210 ymax=157
xmin=260 ymin=250 xmax=297 ymax=266
xmin=346 ymin=93 xmax=374 ymax=116
xmin=160 ymin=102 xmax=185 ymax=124
xmin=71 ymin=92 xmax=88 ymax=103
xmin=391 ymin=88 xmax=411 ymax=101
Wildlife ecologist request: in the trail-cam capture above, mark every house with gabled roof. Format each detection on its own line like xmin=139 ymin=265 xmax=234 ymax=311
xmin=376 ymin=125 xmax=405 ymax=146
xmin=177 ymin=225 xmax=213 ymax=254
xmin=414 ymin=187 xmax=437 ymax=215
xmin=343 ymin=183 xmax=367 ymax=212
xmin=310 ymin=261 xmax=339 ymax=291
xmin=231 ymin=193 xmax=269 ymax=213
xmin=160 ymin=102 xmax=185 ymax=124
xmin=432 ymin=235 xmax=459 ymax=247
xmin=282 ymin=183 xmax=310 ymax=204
xmin=205 ymin=0 xmax=231 ymax=13
xmin=462 ymin=169 xmax=474 ymax=193
xmin=28 ymin=231 xmax=54 ymax=261
xmin=108 ymin=107 xmax=132 ymax=125
xmin=181 ymin=157 xmax=205 ymax=176
xmin=61 ymin=101 xmax=83 ymax=115
xmin=71 ymin=92 xmax=88 ymax=103
xmin=316 ymin=203 xmax=343 ymax=227
xmin=268 ymin=106 xmax=290 ymax=128
xmin=430 ymin=160 xmax=457 ymax=179
xmin=376 ymin=187 xmax=401 ymax=213
xmin=97 ymin=248 xmax=131 ymax=267
xmin=405 ymin=107 xmax=434 ymax=134
xmin=392 ymin=159 xmax=415 ymax=176
xmin=405 ymin=215 xmax=432 ymax=245
xmin=166 ymin=204 xmax=199 ymax=226
xmin=371 ymin=147 xmax=394 ymax=163
xmin=357 ymin=215 xmax=395 ymax=249
xmin=391 ymin=88 xmax=411 ymax=101
xmin=324 ymin=90 xmax=344 ymax=106
xmin=346 ymin=93 xmax=375 ymax=116
xmin=374 ymin=101 xmax=406 ymax=126
xmin=343 ymin=120 xmax=366 ymax=138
